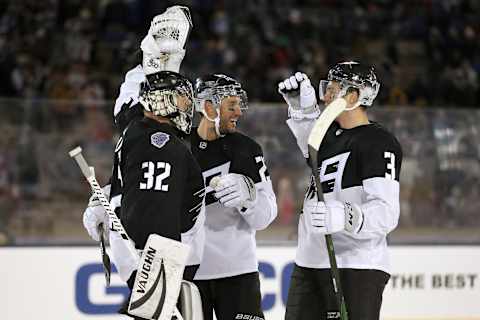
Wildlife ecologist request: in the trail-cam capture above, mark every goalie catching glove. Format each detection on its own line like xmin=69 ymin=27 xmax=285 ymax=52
xmin=141 ymin=5 xmax=193 ymax=74
xmin=210 ymin=174 xmax=258 ymax=211
xmin=303 ymin=199 xmax=364 ymax=235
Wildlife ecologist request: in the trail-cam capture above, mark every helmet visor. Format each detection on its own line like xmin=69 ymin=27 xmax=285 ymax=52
xmin=319 ymin=80 xmax=344 ymax=102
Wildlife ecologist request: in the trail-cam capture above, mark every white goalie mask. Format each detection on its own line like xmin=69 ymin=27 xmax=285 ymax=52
xmin=319 ymin=61 xmax=380 ymax=110
xmin=194 ymin=74 xmax=248 ymax=137
xmin=139 ymin=71 xmax=194 ymax=134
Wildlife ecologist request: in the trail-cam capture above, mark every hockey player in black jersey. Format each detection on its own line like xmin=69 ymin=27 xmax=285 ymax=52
xmin=112 ymin=70 xmax=205 ymax=319
xmin=82 ymin=6 xmax=205 ymax=319
xmin=278 ymin=62 xmax=402 ymax=320
xmin=83 ymin=70 xmax=206 ymax=320
xmin=191 ymin=74 xmax=277 ymax=320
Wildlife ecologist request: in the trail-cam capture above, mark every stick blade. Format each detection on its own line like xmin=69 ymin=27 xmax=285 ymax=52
xmin=307 ymin=98 xmax=347 ymax=151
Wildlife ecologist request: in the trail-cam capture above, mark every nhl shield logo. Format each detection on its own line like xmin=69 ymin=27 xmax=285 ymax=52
xmin=199 ymin=141 xmax=207 ymax=149
xmin=151 ymin=132 xmax=170 ymax=149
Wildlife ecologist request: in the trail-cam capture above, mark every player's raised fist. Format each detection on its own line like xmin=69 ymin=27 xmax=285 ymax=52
xmin=277 ymin=72 xmax=319 ymax=120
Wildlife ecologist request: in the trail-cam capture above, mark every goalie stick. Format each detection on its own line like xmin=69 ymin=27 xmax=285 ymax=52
xmin=69 ymin=148 xmax=133 ymax=286
xmin=97 ymin=222 xmax=111 ymax=286
xmin=307 ymin=98 xmax=349 ymax=320
xmin=69 ymin=147 xmax=186 ymax=320
xmin=87 ymin=166 xmax=111 ymax=286
xmin=68 ymin=147 xmax=139 ymax=261
xmin=72 ymin=159 xmax=112 ymax=285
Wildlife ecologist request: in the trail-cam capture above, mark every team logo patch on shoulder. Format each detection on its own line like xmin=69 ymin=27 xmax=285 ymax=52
xmin=151 ymin=132 xmax=170 ymax=149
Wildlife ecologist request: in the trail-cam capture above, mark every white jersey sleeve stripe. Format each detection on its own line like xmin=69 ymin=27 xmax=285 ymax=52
xmin=357 ymin=177 xmax=400 ymax=238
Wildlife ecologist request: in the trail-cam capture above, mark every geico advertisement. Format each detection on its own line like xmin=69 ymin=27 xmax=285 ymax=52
xmin=1 ymin=246 xmax=480 ymax=319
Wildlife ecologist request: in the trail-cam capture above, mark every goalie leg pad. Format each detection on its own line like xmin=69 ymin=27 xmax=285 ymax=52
xmin=128 ymin=234 xmax=190 ymax=320
xmin=178 ymin=281 xmax=203 ymax=320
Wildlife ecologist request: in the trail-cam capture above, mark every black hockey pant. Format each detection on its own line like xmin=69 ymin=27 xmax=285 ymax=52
xmin=194 ymin=272 xmax=265 ymax=320
xmin=285 ymin=264 xmax=389 ymax=320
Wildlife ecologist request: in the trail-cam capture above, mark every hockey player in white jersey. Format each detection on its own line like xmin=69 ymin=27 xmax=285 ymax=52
xmin=105 ymin=70 xmax=277 ymax=319
xmin=191 ymin=74 xmax=277 ymax=320
xmin=278 ymin=62 xmax=402 ymax=320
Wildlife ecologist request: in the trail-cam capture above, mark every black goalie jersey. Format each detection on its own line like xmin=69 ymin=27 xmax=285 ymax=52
xmin=189 ymin=129 xmax=277 ymax=280
xmin=109 ymin=117 xmax=205 ymax=280
xmin=297 ymin=121 xmax=402 ymax=274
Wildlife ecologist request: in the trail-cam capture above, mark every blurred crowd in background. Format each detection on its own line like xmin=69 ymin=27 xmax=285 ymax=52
xmin=1 ymin=100 xmax=479 ymax=245
xmin=1 ymin=0 xmax=480 ymax=245
xmin=1 ymin=0 xmax=479 ymax=106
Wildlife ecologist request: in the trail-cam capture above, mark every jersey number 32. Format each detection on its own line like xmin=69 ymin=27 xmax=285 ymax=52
xmin=139 ymin=161 xmax=171 ymax=191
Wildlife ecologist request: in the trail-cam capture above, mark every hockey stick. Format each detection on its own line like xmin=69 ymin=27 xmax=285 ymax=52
xmin=97 ymin=223 xmax=111 ymax=286
xmin=68 ymin=149 xmax=127 ymax=286
xmin=86 ymin=166 xmax=111 ymax=286
xmin=307 ymin=98 xmax=349 ymax=320
xmin=69 ymin=147 xmax=139 ymax=261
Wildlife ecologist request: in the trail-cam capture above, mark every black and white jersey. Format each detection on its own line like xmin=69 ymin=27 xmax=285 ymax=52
xmin=109 ymin=116 xmax=205 ymax=280
xmin=190 ymin=129 xmax=277 ymax=280
xmin=296 ymin=121 xmax=402 ymax=273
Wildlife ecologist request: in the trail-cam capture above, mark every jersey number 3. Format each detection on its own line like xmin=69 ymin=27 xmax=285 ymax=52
xmin=139 ymin=161 xmax=171 ymax=191
xmin=384 ymin=152 xmax=396 ymax=180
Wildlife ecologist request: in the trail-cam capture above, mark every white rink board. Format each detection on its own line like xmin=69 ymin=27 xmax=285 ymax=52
xmin=1 ymin=246 xmax=480 ymax=319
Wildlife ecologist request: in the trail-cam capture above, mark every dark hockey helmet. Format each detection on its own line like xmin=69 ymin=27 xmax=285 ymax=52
xmin=139 ymin=70 xmax=194 ymax=134
xmin=194 ymin=74 xmax=248 ymax=112
xmin=320 ymin=61 xmax=380 ymax=107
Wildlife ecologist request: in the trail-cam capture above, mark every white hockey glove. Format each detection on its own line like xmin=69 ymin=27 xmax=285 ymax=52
xmin=210 ymin=174 xmax=258 ymax=210
xmin=141 ymin=6 xmax=192 ymax=74
xmin=278 ymin=72 xmax=320 ymax=120
xmin=141 ymin=36 xmax=185 ymax=74
xmin=303 ymin=199 xmax=364 ymax=235
xmin=82 ymin=185 xmax=111 ymax=241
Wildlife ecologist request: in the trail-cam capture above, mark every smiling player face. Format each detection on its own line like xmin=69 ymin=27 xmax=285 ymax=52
xmin=218 ymin=96 xmax=243 ymax=134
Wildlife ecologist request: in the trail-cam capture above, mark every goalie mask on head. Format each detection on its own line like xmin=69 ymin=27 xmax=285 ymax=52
xmin=194 ymin=74 xmax=248 ymax=137
xmin=319 ymin=61 xmax=380 ymax=110
xmin=140 ymin=71 xmax=194 ymax=134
